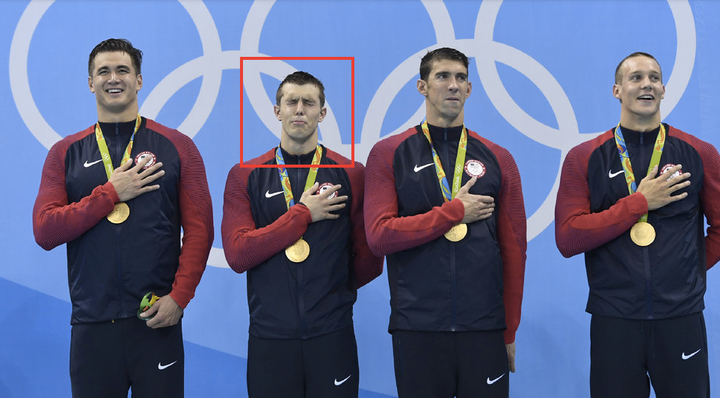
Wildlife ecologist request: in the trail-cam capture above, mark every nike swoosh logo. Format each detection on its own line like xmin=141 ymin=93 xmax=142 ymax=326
xmin=608 ymin=169 xmax=624 ymax=178
xmin=158 ymin=361 xmax=177 ymax=370
xmin=682 ymin=349 xmax=701 ymax=360
xmin=486 ymin=373 xmax=505 ymax=385
xmin=334 ymin=374 xmax=352 ymax=386
xmin=84 ymin=159 xmax=102 ymax=168
xmin=414 ymin=163 xmax=434 ymax=173
xmin=265 ymin=190 xmax=283 ymax=198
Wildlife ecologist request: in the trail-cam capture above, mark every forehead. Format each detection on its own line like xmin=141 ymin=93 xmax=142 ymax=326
xmin=279 ymin=83 xmax=321 ymax=101
xmin=621 ymin=56 xmax=661 ymax=76
xmin=428 ymin=58 xmax=468 ymax=76
xmin=92 ymin=51 xmax=134 ymax=72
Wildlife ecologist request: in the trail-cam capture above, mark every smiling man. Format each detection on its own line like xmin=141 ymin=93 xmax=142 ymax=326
xmin=222 ymin=71 xmax=382 ymax=398
xmin=364 ymin=47 xmax=527 ymax=398
xmin=33 ymin=38 xmax=213 ymax=397
xmin=555 ymin=52 xmax=720 ymax=398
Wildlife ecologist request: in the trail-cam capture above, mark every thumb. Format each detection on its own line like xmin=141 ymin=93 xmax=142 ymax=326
xmin=646 ymin=164 xmax=659 ymax=178
xmin=461 ymin=176 xmax=478 ymax=192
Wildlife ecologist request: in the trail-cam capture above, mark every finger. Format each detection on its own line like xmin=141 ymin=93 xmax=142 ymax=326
xmin=668 ymin=179 xmax=691 ymax=193
xmin=304 ymin=182 xmax=320 ymax=195
xmin=138 ymin=161 xmax=164 ymax=177
xmin=326 ymin=195 xmax=349 ymax=204
xmin=666 ymin=171 xmax=691 ymax=185
xmin=477 ymin=195 xmax=495 ymax=204
xmin=326 ymin=203 xmax=347 ymax=212
xmin=140 ymin=302 xmax=159 ymax=322
xmin=146 ymin=315 xmax=163 ymax=329
xmin=318 ymin=184 xmax=342 ymax=199
xmin=140 ymin=170 xmax=165 ymax=184
xmin=131 ymin=155 xmax=152 ymax=172
xmin=115 ymin=158 xmax=134 ymax=172
xmin=668 ymin=192 xmax=689 ymax=203
xmin=321 ymin=213 xmax=341 ymax=220
xmin=666 ymin=163 xmax=683 ymax=175
xmin=137 ymin=185 xmax=161 ymax=195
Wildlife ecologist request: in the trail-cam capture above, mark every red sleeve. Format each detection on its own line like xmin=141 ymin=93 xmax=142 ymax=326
xmin=162 ymin=125 xmax=214 ymax=309
xmin=342 ymin=158 xmax=384 ymax=288
xmin=221 ymin=163 xmax=313 ymax=274
xmin=554 ymin=133 xmax=648 ymax=258
xmin=32 ymin=129 xmax=120 ymax=251
xmin=677 ymin=130 xmax=720 ymax=270
xmin=485 ymin=140 xmax=527 ymax=344
xmin=363 ymin=134 xmax=465 ymax=256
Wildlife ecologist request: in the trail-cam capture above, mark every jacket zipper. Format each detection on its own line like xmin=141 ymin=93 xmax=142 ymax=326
xmin=639 ymin=132 xmax=654 ymax=319
xmin=294 ymin=155 xmax=307 ymax=338
xmin=442 ymin=128 xmax=458 ymax=331
xmin=114 ymin=123 xmax=126 ymax=315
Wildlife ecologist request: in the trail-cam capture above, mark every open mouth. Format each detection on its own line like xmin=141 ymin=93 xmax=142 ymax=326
xmin=106 ymin=88 xmax=123 ymax=94
xmin=637 ymin=95 xmax=654 ymax=100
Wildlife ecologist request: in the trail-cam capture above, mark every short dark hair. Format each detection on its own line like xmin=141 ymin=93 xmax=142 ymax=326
xmin=88 ymin=38 xmax=143 ymax=76
xmin=614 ymin=52 xmax=661 ymax=84
xmin=419 ymin=47 xmax=469 ymax=81
xmin=276 ymin=71 xmax=326 ymax=108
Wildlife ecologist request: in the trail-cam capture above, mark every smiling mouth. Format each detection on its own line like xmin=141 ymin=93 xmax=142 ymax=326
xmin=106 ymin=88 xmax=123 ymax=94
xmin=637 ymin=95 xmax=654 ymax=100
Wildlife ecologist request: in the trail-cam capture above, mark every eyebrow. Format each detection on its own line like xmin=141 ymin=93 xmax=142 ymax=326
xmin=286 ymin=96 xmax=317 ymax=103
xmin=434 ymin=70 xmax=467 ymax=77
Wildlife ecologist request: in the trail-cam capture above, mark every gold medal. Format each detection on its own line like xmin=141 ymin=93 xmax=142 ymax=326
xmin=285 ymin=238 xmax=310 ymax=262
xmin=107 ymin=202 xmax=130 ymax=224
xmin=444 ymin=223 xmax=467 ymax=242
xmin=630 ymin=221 xmax=656 ymax=246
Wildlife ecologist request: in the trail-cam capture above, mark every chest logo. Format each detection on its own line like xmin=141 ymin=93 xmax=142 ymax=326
xmin=135 ymin=151 xmax=157 ymax=169
xmin=317 ymin=182 xmax=338 ymax=199
xmin=464 ymin=159 xmax=486 ymax=178
xmin=414 ymin=163 xmax=434 ymax=173
xmin=265 ymin=190 xmax=283 ymax=199
xmin=84 ymin=159 xmax=102 ymax=168
xmin=608 ymin=169 xmax=624 ymax=179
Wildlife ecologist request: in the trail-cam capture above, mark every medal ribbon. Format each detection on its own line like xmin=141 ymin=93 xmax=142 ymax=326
xmin=614 ymin=123 xmax=666 ymax=223
xmin=95 ymin=115 xmax=142 ymax=180
xmin=275 ymin=145 xmax=323 ymax=209
xmin=420 ymin=121 xmax=467 ymax=202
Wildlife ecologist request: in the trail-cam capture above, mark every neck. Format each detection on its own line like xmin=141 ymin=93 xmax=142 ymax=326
xmin=426 ymin=110 xmax=464 ymax=129
xmin=97 ymin=105 xmax=139 ymax=123
xmin=620 ymin=113 xmax=661 ymax=133
xmin=280 ymin=132 xmax=318 ymax=155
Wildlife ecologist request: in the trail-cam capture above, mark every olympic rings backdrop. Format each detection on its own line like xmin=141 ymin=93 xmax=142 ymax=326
xmin=1 ymin=1 xmax=719 ymax=397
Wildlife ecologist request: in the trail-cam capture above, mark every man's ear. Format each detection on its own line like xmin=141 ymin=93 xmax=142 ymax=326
xmin=612 ymin=84 xmax=621 ymax=101
xmin=274 ymin=105 xmax=282 ymax=121
xmin=417 ymin=79 xmax=428 ymax=96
